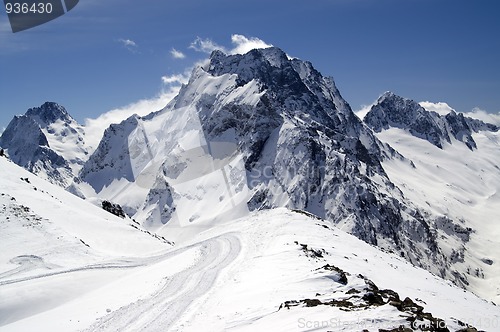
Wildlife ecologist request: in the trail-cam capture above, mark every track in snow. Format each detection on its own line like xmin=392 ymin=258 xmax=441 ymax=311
xmin=84 ymin=233 xmax=241 ymax=332
xmin=0 ymin=258 xmax=142 ymax=286
xmin=0 ymin=255 xmax=49 ymax=280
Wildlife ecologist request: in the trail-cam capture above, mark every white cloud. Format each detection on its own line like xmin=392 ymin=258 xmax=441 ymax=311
xmin=118 ymin=38 xmax=139 ymax=53
xmin=118 ymin=38 xmax=137 ymax=47
xmin=419 ymin=101 xmax=454 ymax=116
xmin=189 ymin=37 xmax=225 ymax=54
xmin=161 ymin=73 xmax=189 ymax=85
xmin=188 ymin=34 xmax=272 ymax=57
xmin=229 ymin=34 xmax=272 ymax=55
xmin=170 ymin=48 xmax=185 ymax=59
xmin=354 ymin=96 xmax=380 ymax=120
xmin=355 ymin=104 xmax=374 ymax=120
xmin=161 ymin=58 xmax=210 ymax=88
xmin=83 ymin=88 xmax=179 ymax=150
xmin=418 ymin=102 xmax=500 ymax=126
xmin=463 ymin=107 xmax=500 ymax=126
xmin=419 ymin=102 xmax=500 ymax=126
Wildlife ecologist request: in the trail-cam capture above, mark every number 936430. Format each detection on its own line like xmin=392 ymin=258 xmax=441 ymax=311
xmin=5 ymin=2 xmax=53 ymax=14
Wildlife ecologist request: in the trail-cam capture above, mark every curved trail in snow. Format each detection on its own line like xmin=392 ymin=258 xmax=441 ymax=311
xmin=77 ymin=233 xmax=240 ymax=332
xmin=0 ymin=233 xmax=238 ymax=286
xmin=0 ymin=260 xmax=142 ymax=286
xmin=0 ymin=255 xmax=47 ymax=280
xmin=0 ymin=231 xmax=241 ymax=331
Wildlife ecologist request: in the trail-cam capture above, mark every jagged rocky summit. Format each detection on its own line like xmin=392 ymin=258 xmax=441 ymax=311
xmin=364 ymin=91 xmax=498 ymax=150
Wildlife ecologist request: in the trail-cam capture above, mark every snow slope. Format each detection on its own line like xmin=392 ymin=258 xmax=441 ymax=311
xmin=79 ymin=73 xmax=253 ymax=228
xmin=0 ymin=156 xmax=171 ymax=326
xmin=375 ymin=127 xmax=500 ymax=305
xmin=1 ymin=156 xmax=498 ymax=331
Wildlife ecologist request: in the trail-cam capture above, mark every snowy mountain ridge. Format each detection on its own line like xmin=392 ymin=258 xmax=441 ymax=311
xmin=364 ymin=92 xmax=498 ymax=150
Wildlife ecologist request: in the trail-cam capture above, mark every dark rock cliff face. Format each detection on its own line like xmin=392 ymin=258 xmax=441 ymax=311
xmin=364 ymin=92 xmax=498 ymax=150
xmin=79 ymin=116 xmax=139 ymax=192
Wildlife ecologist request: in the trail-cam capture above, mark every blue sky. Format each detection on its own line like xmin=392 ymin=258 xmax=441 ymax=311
xmin=1 ymin=0 xmax=500 ymax=131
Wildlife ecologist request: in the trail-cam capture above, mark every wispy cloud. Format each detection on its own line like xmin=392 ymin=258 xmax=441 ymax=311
xmin=188 ymin=34 xmax=272 ymax=56
xmin=355 ymin=104 xmax=374 ymax=120
xmin=463 ymin=107 xmax=500 ymax=126
xmin=161 ymin=73 xmax=189 ymax=85
xmin=189 ymin=37 xmax=224 ymax=54
xmin=118 ymin=38 xmax=139 ymax=53
xmin=420 ymin=102 xmax=500 ymax=126
xmin=419 ymin=101 xmax=454 ymax=116
xmin=84 ymin=88 xmax=179 ymax=150
xmin=170 ymin=48 xmax=185 ymax=59
xmin=229 ymin=34 xmax=272 ymax=54
xmin=119 ymin=38 xmax=137 ymax=47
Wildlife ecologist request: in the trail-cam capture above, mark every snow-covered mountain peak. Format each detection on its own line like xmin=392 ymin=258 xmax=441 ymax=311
xmin=206 ymin=47 xmax=290 ymax=86
xmin=209 ymin=46 xmax=288 ymax=68
xmin=257 ymin=46 xmax=289 ymax=67
xmin=0 ymin=102 xmax=88 ymax=187
xmin=377 ymin=90 xmax=392 ymax=98
xmin=375 ymin=91 xmax=424 ymax=112
xmin=376 ymin=91 xmax=400 ymax=104
xmin=364 ymin=92 xmax=498 ymax=150
xmin=203 ymin=45 xmax=360 ymax=135
xmin=25 ymin=101 xmax=73 ymax=127
xmin=207 ymin=46 xmax=324 ymax=94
